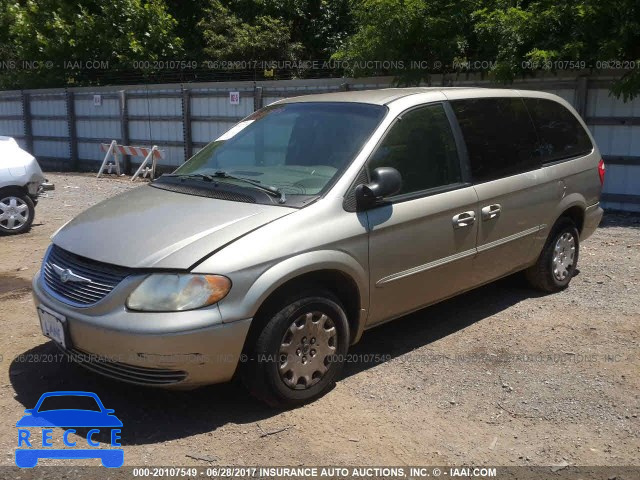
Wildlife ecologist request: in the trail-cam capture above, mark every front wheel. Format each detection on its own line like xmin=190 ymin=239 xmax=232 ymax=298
xmin=243 ymin=290 xmax=350 ymax=407
xmin=525 ymin=218 xmax=580 ymax=292
xmin=0 ymin=188 xmax=35 ymax=235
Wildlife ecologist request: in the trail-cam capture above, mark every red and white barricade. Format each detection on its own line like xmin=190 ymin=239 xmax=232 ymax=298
xmin=98 ymin=140 xmax=165 ymax=180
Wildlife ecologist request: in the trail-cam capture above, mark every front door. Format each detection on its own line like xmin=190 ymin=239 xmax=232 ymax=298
xmin=365 ymin=103 xmax=479 ymax=326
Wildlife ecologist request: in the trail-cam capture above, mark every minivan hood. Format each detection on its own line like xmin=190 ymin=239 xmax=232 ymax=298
xmin=53 ymin=186 xmax=295 ymax=269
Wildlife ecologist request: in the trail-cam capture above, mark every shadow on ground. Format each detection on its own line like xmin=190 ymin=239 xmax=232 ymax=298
xmin=345 ymin=274 xmax=543 ymax=374
xmin=10 ymin=273 xmax=541 ymax=446
xmin=598 ymin=211 xmax=640 ymax=230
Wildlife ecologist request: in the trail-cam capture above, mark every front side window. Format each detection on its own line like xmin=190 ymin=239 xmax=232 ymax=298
xmin=174 ymin=102 xmax=387 ymax=197
xmin=368 ymin=103 xmax=462 ymax=195
xmin=451 ymin=97 xmax=541 ymax=183
xmin=523 ymin=98 xmax=593 ymax=163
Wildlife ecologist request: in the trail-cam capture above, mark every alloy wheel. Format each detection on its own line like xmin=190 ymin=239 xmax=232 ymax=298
xmin=0 ymin=196 xmax=30 ymax=231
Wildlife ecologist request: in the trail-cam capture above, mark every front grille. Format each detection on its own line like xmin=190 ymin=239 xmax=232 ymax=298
xmin=42 ymin=245 xmax=131 ymax=306
xmin=61 ymin=345 xmax=188 ymax=386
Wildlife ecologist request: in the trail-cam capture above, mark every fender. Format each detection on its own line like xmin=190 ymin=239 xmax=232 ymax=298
xmin=216 ymin=250 xmax=369 ymax=342
xmin=552 ymin=192 xmax=587 ymax=228
xmin=535 ymin=192 xmax=587 ymax=248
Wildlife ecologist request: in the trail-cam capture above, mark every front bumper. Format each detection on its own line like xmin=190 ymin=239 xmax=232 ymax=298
xmin=32 ymin=273 xmax=251 ymax=388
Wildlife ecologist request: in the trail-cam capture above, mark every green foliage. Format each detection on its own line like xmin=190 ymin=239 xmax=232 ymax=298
xmin=334 ymin=0 xmax=476 ymax=82
xmin=0 ymin=0 xmax=183 ymax=88
xmin=196 ymin=0 xmax=354 ymax=61
xmin=474 ymin=0 xmax=640 ymax=99
xmin=336 ymin=0 xmax=640 ymax=98
xmin=0 ymin=0 xmax=638 ymax=99
xmin=164 ymin=1 xmax=207 ymax=59
xmin=198 ymin=1 xmax=301 ymax=60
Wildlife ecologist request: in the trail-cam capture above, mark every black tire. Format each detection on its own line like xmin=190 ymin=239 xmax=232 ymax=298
xmin=242 ymin=289 xmax=350 ymax=407
xmin=0 ymin=188 xmax=35 ymax=235
xmin=525 ymin=217 xmax=580 ymax=292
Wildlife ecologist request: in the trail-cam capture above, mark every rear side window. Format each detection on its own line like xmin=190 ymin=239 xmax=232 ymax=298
xmin=523 ymin=98 xmax=593 ymax=163
xmin=451 ymin=98 xmax=540 ymax=183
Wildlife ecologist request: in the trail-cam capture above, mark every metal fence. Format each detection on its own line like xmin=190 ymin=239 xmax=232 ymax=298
xmin=0 ymin=73 xmax=638 ymax=212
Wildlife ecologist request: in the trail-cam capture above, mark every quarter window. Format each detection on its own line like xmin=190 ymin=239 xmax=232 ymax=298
xmin=369 ymin=104 xmax=462 ymax=195
xmin=451 ymin=98 xmax=541 ymax=182
xmin=523 ymin=98 xmax=593 ymax=163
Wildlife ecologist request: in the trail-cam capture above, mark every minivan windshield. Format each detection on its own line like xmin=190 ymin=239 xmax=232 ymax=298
xmin=171 ymin=102 xmax=387 ymax=199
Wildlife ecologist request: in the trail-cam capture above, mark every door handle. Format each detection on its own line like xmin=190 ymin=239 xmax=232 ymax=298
xmin=452 ymin=211 xmax=476 ymax=229
xmin=481 ymin=204 xmax=501 ymax=220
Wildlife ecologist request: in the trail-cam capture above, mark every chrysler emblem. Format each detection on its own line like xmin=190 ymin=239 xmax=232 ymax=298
xmin=51 ymin=264 xmax=92 ymax=284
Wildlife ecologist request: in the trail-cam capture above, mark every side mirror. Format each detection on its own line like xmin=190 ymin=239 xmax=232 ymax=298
xmin=355 ymin=167 xmax=402 ymax=210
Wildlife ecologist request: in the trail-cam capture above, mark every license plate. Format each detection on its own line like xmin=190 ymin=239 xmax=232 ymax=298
xmin=38 ymin=306 xmax=67 ymax=349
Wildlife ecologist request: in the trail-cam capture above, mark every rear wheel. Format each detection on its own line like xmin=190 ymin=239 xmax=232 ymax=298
xmin=243 ymin=290 xmax=350 ymax=407
xmin=525 ymin=218 xmax=580 ymax=292
xmin=0 ymin=188 xmax=35 ymax=235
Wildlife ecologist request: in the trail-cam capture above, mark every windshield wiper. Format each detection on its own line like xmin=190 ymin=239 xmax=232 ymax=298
xmin=163 ymin=172 xmax=286 ymax=204
xmin=164 ymin=173 xmax=216 ymax=182
xmin=211 ymin=171 xmax=286 ymax=204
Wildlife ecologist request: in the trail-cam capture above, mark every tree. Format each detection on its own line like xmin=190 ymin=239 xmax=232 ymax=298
xmin=333 ymin=0 xmax=478 ymax=82
xmin=164 ymin=0 xmax=207 ymax=60
xmin=473 ymin=0 xmax=640 ymax=100
xmin=2 ymin=0 xmax=639 ymax=100
xmin=336 ymin=0 xmax=640 ymax=99
xmin=197 ymin=0 xmax=354 ymax=62
xmin=198 ymin=0 xmax=301 ymax=61
xmin=0 ymin=0 xmax=183 ymax=89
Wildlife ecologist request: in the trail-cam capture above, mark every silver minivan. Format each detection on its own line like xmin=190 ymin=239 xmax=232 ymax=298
xmin=32 ymin=88 xmax=604 ymax=406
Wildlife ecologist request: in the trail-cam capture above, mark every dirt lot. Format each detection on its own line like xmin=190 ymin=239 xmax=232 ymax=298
xmin=0 ymin=173 xmax=638 ymax=468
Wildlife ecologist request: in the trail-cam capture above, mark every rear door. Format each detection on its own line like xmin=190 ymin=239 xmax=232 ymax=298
xmin=365 ymin=102 xmax=479 ymax=325
xmin=448 ymin=96 xmax=548 ymax=284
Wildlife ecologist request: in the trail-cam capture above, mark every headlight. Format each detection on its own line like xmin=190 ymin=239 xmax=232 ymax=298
xmin=126 ymin=274 xmax=231 ymax=312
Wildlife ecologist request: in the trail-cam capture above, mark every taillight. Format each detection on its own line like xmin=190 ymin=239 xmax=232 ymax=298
xmin=598 ymin=158 xmax=605 ymax=185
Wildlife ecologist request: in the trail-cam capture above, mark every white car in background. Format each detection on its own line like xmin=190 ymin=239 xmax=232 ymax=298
xmin=0 ymin=136 xmax=53 ymax=235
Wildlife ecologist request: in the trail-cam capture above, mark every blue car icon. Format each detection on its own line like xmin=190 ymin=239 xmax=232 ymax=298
xmin=15 ymin=391 xmax=123 ymax=468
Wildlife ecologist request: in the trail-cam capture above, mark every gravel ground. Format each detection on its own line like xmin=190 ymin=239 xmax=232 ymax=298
xmin=0 ymin=173 xmax=638 ymax=468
